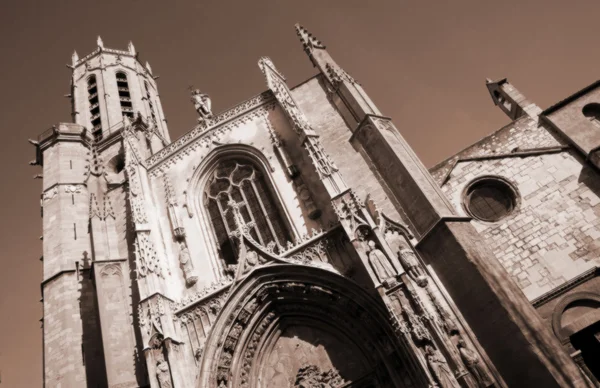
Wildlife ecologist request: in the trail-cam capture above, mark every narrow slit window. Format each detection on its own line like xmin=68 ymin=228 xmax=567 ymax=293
xmin=145 ymin=82 xmax=157 ymax=125
xmin=116 ymin=72 xmax=134 ymax=120
xmin=88 ymin=75 xmax=103 ymax=141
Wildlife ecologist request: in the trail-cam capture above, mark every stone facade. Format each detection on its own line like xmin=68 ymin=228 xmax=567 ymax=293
xmin=32 ymin=27 xmax=600 ymax=387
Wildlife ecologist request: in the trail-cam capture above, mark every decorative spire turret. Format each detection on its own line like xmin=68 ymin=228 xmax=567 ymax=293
xmin=71 ymin=51 xmax=79 ymax=66
xmin=145 ymin=61 xmax=153 ymax=75
xmin=97 ymin=36 xmax=104 ymax=49
xmin=294 ymin=24 xmax=378 ymax=121
xmin=128 ymin=41 xmax=136 ymax=55
xmin=294 ymin=23 xmax=326 ymax=55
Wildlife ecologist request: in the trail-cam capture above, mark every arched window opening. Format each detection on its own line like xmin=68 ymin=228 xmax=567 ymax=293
xmin=583 ymin=103 xmax=600 ymax=128
xmin=204 ymin=160 xmax=290 ymax=266
xmin=88 ymin=75 xmax=103 ymax=141
xmin=145 ymin=82 xmax=157 ymax=125
xmin=493 ymin=90 xmax=512 ymax=112
xmin=116 ymin=72 xmax=134 ymax=119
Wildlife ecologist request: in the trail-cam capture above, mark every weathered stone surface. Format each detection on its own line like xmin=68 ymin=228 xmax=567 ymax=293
xmin=35 ymin=30 xmax=600 ymax=388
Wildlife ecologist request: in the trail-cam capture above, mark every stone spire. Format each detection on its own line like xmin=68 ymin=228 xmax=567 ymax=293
xmin=97 ymin=36 xmax=104 ymax=49
xmin=71 ymin=51 xmax=79 ymax=67
xmin=128 ymin=41 xmax=136 ymax=55
xmin=295 ymin=23 xmax=326 ymax=55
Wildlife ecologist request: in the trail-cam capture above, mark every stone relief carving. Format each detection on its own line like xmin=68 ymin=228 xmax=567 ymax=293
xmin=304 ymin=135 xmax=339 ymax=180
xmin=294 ymin=364 xmax=346 ymax=388
xmin=89 ymin=193 xmax=102 ymax=219
xmin=138 ymin=297 xmax=166 ymax=336
xmin=332 ymin=190 xmax=368 ymax=238
xmin=134 ymin=231 xmax=162 ymax=278
xmin=42 ymin=187 xmax=58 ymax=202
xmin=64 ymin=184 xmax=83 ymax=194
xmin=103 ymin=195 xmax=116 ymax=219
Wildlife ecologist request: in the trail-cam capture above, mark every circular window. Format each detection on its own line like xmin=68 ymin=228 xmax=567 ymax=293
xmin=464 ymin=178 xmax=518 ymax=222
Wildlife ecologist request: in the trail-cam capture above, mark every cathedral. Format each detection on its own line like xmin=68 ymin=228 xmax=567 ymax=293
xmin=30 ymin=24 xmax=600 ymax=387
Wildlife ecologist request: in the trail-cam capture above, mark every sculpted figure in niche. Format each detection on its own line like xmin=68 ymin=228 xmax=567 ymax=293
xmin=425 ymin=345 xmax=460 ymax=388
xmin=367 ymin=240 xmax=397 ymax=288
xmin=150 ymin=335 xmax=173 ymax=388
xmin=156 ymin=352 xmax=172 ymax=388
xmin=457 ymin=339 xmax=493 ymax=387
xmin=399 ymin=248 xmax=428 ymax=287
xmin=386 ymin=230 xmax=428 ymax=286
xmin=190 ymin=89 xmax=213 ymax=123
xmin=178 ymin=241 xmax=198 ymax=287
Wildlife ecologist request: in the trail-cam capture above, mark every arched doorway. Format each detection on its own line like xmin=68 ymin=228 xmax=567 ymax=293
xmin=197 ymin=265 xmax=425 ymax=388
xmin=553 ymin=293 xmax=600 ymax=383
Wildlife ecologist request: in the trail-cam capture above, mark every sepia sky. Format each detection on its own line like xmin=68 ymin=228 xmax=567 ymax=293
xmin=2 ymin=0 xmax=600 ymax=385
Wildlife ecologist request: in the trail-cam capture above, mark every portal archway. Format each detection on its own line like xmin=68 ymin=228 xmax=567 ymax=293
xmin=197 ymin=265 xmax=418 ymax=388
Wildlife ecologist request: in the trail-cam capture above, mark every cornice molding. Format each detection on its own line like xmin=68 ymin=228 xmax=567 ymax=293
xmin=146 ymin=92 xmax=275 ymax=175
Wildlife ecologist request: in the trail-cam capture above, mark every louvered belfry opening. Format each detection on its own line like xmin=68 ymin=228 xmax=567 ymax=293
xmin=88 ymin=75 xmax=103 ymax=141
xmin=145 ymin=82 xmax=157 ymax=124
xmin=116 ymin=72 xmax=134 ymax=119
xmin=204 ymin=160 xmax=290 ymax=265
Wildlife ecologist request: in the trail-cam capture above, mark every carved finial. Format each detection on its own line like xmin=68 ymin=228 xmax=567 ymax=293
xmin=72 ymin=51 xmax=79 ymax=66
xmin=128 ymin=41 xmax=136 ymax=55
xmin=294 ymin=23 xmax=326 ymax=54
xmin=486 ymin=78 xmax=493 ymax=84
xmin=145 ymin=61 xmax=153 ymax=75
xmin=97 ymin=36 xmax=104 ymax=48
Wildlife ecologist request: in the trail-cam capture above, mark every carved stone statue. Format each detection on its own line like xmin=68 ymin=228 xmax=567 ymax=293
xmin=150 ymin=335 xmax=173 ymax=388
xmin=178 ymin=242 xmax=198 ymax=287
xmin=399 ymin=248 xmax=428 ymax=287
xmin=155 ymin=351 xmax=173 ymax=388
xmin=367 ymin=240 xmax=397 ymax=287
xmin=190 ymin=89 xmax=213 ymax=124
xmin=457 ymin=339 xmax=493 ymax=387
xmin=425 ymin=345 xmax=460 ymax=388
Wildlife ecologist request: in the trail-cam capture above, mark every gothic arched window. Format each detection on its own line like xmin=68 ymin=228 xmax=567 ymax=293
xmin=204 ymin=159 xmax=290 ymax=265
xmin=116 ymin=72 xmax=134 ymax=119
xmin=88 ymin=75 xmax=103 ymax=141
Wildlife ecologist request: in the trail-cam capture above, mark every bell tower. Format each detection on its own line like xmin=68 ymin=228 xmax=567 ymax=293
xmin=70 ymin=36 xmax=170 ymax=145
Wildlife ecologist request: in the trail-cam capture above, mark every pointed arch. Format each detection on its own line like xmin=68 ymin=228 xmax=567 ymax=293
xmin=196 ymin=264 xmax=417 ymax=388
xmin=186 ymin=144 xmax=297 ymax=275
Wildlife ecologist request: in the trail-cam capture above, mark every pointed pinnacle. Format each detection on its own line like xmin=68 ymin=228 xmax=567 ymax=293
xmin=97 ymin=36 xmax=104 ymax=48
xmin=128 ymin=41 xmax=136 ymax=55
xmin=294 ymin=23 xmax=325 ymax=52
xmin=72 ymin=50 xmax=79 ymax=66
xmin=145 ymin=61 xmax=153 ymax=75
xmin=486 ymin=78 xmax=494 ymax=84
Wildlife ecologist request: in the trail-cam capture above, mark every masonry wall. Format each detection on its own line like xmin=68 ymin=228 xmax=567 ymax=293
xmin=291 ymin=76 xmax=405 ymax=222
xmin=434 ymin=116 xmax=600 ymax=300
xmin=43 ymin=273 xmax=89 ymax=387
